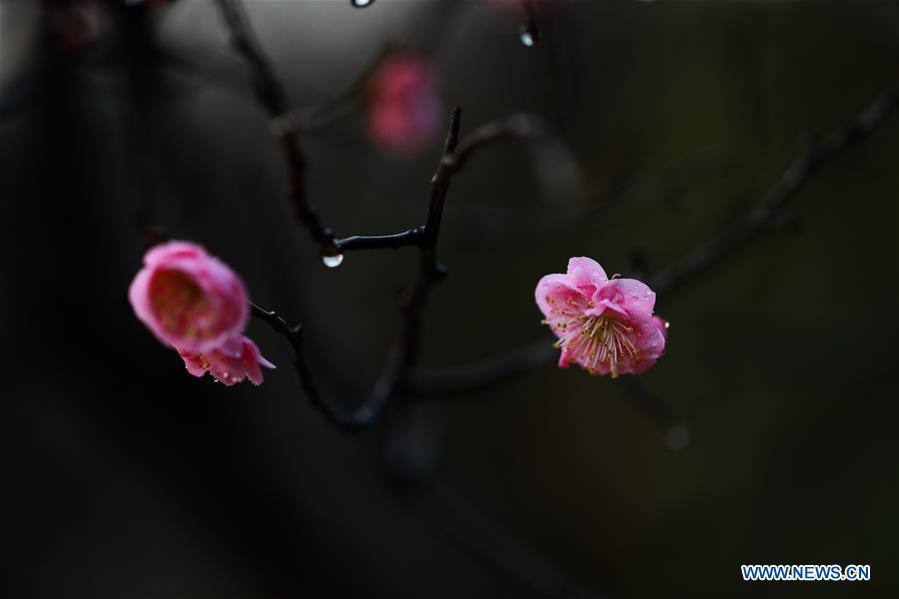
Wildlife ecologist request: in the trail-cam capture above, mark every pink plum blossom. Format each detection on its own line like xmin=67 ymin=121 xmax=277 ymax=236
xmin=179 ymin=335 xmax=275 ymax=386
xmin=129 ymin=241 xmax=249 ymax=353
xmin=129 ymin=240 xmax=275 ymax=386
xmin=366 ymin=54 xmax=441 ymax=154
xmin=536 ymin=257 xmax=667 ymax=377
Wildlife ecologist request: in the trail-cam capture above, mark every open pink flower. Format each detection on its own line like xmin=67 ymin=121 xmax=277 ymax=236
xmin=179 ymin=335 xmax=275 ymax=386
xmin=366 ymin=54 xmax=441 ymax=154
xmin=536 ymin=257 xmax=667 ymax=377
xmin=129 ymin=241 xmax=249 ymax=354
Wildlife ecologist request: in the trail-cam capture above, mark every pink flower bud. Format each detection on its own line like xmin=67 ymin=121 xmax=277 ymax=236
xmin=536 ymin=257 xmax=667 ymax=377
xmin=179 ymin=335 xmax=275 ymax=386
xmin=366 ymin=54 xmax=441 ymax=154
xmin=128 ymin=241 xmax=249 ymax=354
xmin=129 ymin=241 xmax=276 ymax=386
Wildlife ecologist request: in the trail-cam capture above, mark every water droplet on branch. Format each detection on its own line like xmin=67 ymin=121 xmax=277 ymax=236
xmin=519 ymin=26 xmax=536 ymax=47
xmin=322 ymin=254 xmax=344 ymax=268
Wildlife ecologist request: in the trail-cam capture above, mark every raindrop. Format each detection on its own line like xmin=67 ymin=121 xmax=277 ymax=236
xmin=322 ymin=253 xmax=344 ymax=268
xmin=519 ymin=26 xmax=535 ymax=47
xmin=350 ymin=0 xmax=374 ymax=7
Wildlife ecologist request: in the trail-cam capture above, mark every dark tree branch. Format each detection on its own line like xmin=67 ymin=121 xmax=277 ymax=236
xmin=217 ymin=0 xmax=546 ymax=260
xmin=334 ymin=227 xmax=426 ymax=253
xmin=269 ymin=45 xmax=397 ymax=136
xmin=446 ymin=147 xmax=722 ymax=252
xmin=406 ymin=91 xmax=898 ymax=397
xmin=405 ymin=340 xmax=555 ymax=397
xmin=402 ymin=481 xmax=603 ymax=598
xmin=619 ymin=377 xmax=689 ymax=451
xmin=251 ymin=102 xmax=548 ymax=429
xmin=250 ymin=303 xmax=386 ymax=431
xmin=249 ymin=108 xmax=464 ymax=431
xmin=216 ymin=0 xmax=337 ymax=255
xmin=650 ymin=91 xmax=898 ymax=295
xmin=220 ymin=2 xmax=894 ymax=446
xmin=250 ymin=103 xmax=562 ymax=431
xmin=445 ymin=113 xmax=546 ymax=173
xmin=268 ymin=89 xmax=360 ymax=137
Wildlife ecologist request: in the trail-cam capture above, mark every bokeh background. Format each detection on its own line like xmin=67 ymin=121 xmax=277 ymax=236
xmin=1 ymin=0 xmax=897 ymax=597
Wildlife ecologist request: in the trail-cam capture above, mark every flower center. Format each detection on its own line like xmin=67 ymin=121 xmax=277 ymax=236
xmin=149 ymin=269 xmax=210 ymax=339
xmin=556 ymin=313 xmax=638 ymax=378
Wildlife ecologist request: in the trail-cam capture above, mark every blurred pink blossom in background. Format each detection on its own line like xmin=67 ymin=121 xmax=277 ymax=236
xmin=366 ymin=54 xmax=441 ymax=154
xmin=129 ymin=241 xmax=274 ymax=386
xmin=536 ymin=257 xmax=667 ymax=377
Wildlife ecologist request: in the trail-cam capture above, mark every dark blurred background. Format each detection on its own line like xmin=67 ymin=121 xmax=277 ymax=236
xmin=1 ymin=0 xmax=897 ymax=597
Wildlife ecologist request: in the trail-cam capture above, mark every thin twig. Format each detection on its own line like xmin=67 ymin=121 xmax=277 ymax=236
xmin=334 ymin=227 xmax=426 ymax=253
xmin=650 ymin=91 xmax=898 ymax=295
xmin=216 ymin=0 xmax=337 ymax=254
xmin=269 ymin=45 xmax=397 ymax=136
xmin=445 ymin=113 xmax=546 ymax=173
xmin=405 ymin=340 xmax=555 ymax=397
xmin=619 ymin=377 xmax=690 ymax=451
xmin=333 ymin=113 xmax=545 ymax=254
xmin=249 ymin=108 xmax=464 ymax=430
xmin=250 ymin=303 xmax=385 ymax=430
xmin=252 ymin=106 xmax=557 ymax=426
xmin=446 ymin=147 xmax=723 ymax=252
xmin=217 ymin=0 xmax=546 ymax=259
xmin=401 ymin=481 xmax=604 ymax=598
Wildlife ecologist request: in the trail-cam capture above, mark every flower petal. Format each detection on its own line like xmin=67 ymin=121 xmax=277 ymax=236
xmin=178 ymin=351 xmax=208 ymax=378
xmin=566 ymin=257 xmax=607 ymax=295
xmin=652 ymin=316 xmax=669 ymax=340
xmin=593 ymin=278 xmax=655 ymax=320
xmin=535 ymin=273 xmax=590 ymax=322
xmin=143 ymin=241 xmax=208 ymax=266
